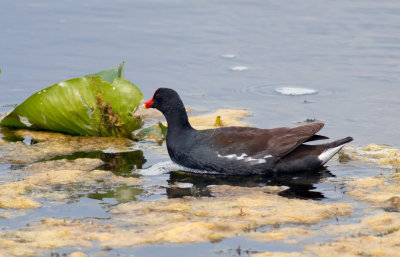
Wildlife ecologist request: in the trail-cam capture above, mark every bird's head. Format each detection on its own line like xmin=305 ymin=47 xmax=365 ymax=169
xmin=143 ymin=88 xmax=184 ymax=115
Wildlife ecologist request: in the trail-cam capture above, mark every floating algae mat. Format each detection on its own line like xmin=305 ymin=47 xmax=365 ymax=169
xmin=1 ymin=114 xmax=400 ymax=256
xmin=0 ymin=157 xmax=143 ymax=209
xmin=0 ymin=129 xmax=134 ymax=164
xmin=252 ymin=145 xmax=400 ymax=257
xmin=343 ymin=144 xmax=400 ymax=169
xmin=252 ymin=211 xmax=400 ymax=257
xmin=0 ymin=185 xmax=351 ymax=256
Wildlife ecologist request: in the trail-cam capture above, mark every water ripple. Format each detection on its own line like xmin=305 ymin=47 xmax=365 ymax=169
xmin=139 ymin=161 xmax=218 ymax=176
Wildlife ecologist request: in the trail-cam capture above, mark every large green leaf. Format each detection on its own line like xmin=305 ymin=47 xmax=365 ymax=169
xmin=0 ymin=76 xmax=143 ymax=139
xmin=85 ymin=61 xmax=125 ymax=83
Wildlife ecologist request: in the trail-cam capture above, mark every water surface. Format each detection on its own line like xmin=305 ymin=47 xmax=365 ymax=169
xmin=0 ymin=0 xmax=399 ymax=256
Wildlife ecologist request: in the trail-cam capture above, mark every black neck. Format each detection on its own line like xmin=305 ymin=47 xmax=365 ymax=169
xmin=162 ymin=103 xmax=193 ymax=132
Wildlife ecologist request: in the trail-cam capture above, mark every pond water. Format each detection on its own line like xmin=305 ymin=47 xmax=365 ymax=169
xmin=0 ymin=0 xmax=400 ymax=256
xmin=1 ymin=0 xmax=400 ymax=145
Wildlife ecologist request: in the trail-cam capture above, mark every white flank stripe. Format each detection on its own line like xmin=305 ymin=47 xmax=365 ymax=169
xmin=318 ymin=145 xmax=344 ymax=165
xmin=218 ymin=153 xmax=266 ymax=164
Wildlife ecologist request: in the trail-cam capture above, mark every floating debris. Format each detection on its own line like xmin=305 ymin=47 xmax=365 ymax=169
xmin=231 ymin=66 xmax=249 ymax=72
xmin=303 ymin=118 xmax=318 ymax=124
xmin=213 ymin=115 xmax=223 ymax=127
xmin=338 ymin=151 xmax=351 ymax=162
xmin=275 ymin=87 xmax=317 ymax=96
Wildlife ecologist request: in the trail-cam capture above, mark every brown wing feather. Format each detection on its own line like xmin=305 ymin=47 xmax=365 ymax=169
xmin=305 ymin=134 xmax=329 ymax=142
xmin=203 ymin=122 xmax=325 ymax=160
xmin=266 ymin=122 xmax=325 ymax=159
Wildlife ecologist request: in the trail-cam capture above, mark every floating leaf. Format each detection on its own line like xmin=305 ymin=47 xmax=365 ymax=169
xmin=85 ymin=61 xmax=125 ymax=83
xmin=136 ymin=122 xmax=167 ymax=143
xmin=0 ymin=67 xmax=143 ymax=138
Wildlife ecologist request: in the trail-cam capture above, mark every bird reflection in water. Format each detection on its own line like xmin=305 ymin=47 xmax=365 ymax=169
xmin=47 ymin=150 xmax=146 ymax=177
xmin=166 ymin=168 xmax=334 ymax=200
xmin=86 ymin=149 xmax=333 ymax=200
xmin=37 ymin=147 xmax=334 ymax=201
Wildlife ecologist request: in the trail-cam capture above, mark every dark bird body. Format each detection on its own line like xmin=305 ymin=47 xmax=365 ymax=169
xmin=144 ymin=88 xmax=353 ymax=175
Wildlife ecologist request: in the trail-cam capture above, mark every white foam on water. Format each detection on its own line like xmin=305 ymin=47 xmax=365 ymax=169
xmin=139 ymin=161 xmax=218 ymax=176
xmin=222 ymin=54 xmax=236 ymax=59
xmin=175 ymin=182 xmax=194 ymax=188
xmin=275 ymin=87 xmax=318 ymax=96
xmin=231 ymin=66 xmax=249 ymax=72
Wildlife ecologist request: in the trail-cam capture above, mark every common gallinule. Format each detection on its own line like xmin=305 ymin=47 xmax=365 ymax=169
xmin=144 ymin=88 xmax=353 ymax=175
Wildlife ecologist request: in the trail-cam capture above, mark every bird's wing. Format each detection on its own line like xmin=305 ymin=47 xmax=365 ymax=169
xmin=304 ymin=134 xmax=329 ymax=142
xmin=265 ymin=122 xmax=325 ymax=159
xmin=202 ymin=122 xmax=325 ymax=160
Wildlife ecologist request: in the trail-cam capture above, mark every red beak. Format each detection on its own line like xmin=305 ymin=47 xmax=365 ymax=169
xmin=143 ymin=98 xmax=154 ymax=108
xmin=143 ymin=88 xmax=159 ymax=109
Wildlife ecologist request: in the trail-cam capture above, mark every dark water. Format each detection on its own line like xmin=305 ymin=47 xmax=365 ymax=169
xmin=0 ymin=0 xmax=399 ymax=256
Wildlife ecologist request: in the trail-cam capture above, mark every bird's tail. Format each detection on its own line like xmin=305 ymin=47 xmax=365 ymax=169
xmin=318 ymin=137 xmax=353 ymax=165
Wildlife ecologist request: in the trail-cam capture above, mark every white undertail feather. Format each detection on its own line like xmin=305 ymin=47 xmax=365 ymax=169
xmin=318 ymin=145 xmax=344 ymax=165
